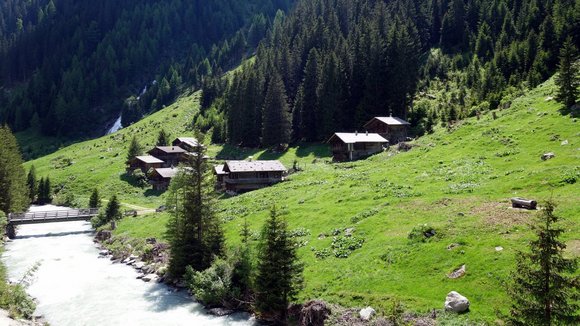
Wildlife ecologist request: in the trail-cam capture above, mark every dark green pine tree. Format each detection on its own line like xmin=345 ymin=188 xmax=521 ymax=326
xmin=89 ymin=188 xmax=101 ymax=208
xmin=104 ymin=195 xmax=121 ymax=223
xmin=0 ymin=125 xmax=29 ymax=214
xmin=317 ymin=53 xmax=344 ymax=140
xmin=255 ymin=206 xmax=304 ymax=323
xmin=37 ymin=176 xmax=52 ymax=205
xmin=261 ymin=72 xmax=292 ymax=148
xmin=555 ymin=38 xmax=579 ymax=109
xmin=156 ymin=129 xmax=170 ymax=146
xmin=166 ymin=133 xmax=223 ymax=278
xmin=298 ymin=48 xmax=320 ymax=142
xmin=26 ymin=165 xmax=37 ymax=203
xmin=127 ymin=135 xmax=143 ymax=163
xmin=506 ymin=200 xmax=579 ymax=325
xmin=37 ymin=178 xmax=45 ymax=205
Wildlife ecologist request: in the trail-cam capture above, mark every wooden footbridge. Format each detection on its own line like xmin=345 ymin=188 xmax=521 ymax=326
xmin=6 ymin=208 xmax=99 ymax=239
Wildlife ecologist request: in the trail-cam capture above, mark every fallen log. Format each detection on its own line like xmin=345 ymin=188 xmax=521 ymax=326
xmin=511 ymin=197 xmax=537 ymax=210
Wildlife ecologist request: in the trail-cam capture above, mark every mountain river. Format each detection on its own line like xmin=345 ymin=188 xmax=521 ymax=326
xmin=2 ymin=205 xmax=254 ymax=326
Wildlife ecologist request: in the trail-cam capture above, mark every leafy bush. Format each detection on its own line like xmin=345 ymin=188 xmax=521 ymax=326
xmin=186 ymin=257 xmax=234 ymax=307
xmin=331 ymin=236 xmax=364 ymax=258
xmin=0 ymin=283 xmax=36 ymax=319
xmin=408 ymin=224 xmax=439 ymax=243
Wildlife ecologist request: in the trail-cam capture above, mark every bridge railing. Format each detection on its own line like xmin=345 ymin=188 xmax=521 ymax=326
xmin=8 ymin=208 xmax=99 ymax=222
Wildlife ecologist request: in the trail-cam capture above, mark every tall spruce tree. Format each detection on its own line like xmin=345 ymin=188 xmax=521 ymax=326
xmin=506 ymin=200 xmax=579 ymax=325
xmin=555 ymin=38 xmax=579 ymax=109
xmin=255 ymin=206 xmax=303 ymax=323
xmin=298 ymin=49 xmax=320 ymax=142
xmin=261 ymin=72 xmax=292 ymax=148
xmin=26 ymin=165 xmax=37 ymax=202
xmin=104 ymin=195 xmax=121 ymax=223
xmin=127 ymin=135 xmax=143 ymax=163
xmin=166 ymin=134 xmax=223 ymax=278
xmin=0 ymin=125 xmax=29 ymax=214
xmin=89 ymin=188 xmax=101 ymax=208
xmin=156 ymin=129 xmax=170 ymax=146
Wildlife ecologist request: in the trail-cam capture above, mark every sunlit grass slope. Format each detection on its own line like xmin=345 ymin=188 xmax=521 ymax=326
xmin=116 ymin=77 xmax=578 ymax=322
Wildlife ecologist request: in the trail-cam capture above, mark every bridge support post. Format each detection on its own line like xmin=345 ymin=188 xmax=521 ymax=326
xmin=6 ymin=224 xmax=16 ymax=239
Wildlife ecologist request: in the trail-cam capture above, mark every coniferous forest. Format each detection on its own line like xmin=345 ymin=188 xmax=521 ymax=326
xmin=0 ymin=0 xmax=579 ymax=147
xmin=0 ymin=0 xmax=293 ymax=139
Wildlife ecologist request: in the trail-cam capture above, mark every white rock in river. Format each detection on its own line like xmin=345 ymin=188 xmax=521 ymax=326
xmin=142 ymin=274 xmax=158 ymax=282
xmin=445 ymin=291 xmax=470 ymax=313
xmin=359 ymin=306 xmax=375 ymax=321
xmin=134 ymin=262 xmax=145 ymax=269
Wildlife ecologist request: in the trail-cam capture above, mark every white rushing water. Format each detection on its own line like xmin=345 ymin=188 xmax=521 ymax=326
xmin=106 ymin=115 xmax=123 ymax=134
xmin=2 ymin=206 xmax=253 ymax=326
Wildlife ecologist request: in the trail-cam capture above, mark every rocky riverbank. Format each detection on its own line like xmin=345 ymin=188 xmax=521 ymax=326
xmin=0 ymin=309 xmax=46 ymax=326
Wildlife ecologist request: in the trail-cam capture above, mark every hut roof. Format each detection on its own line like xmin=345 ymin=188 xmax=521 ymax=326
xmin=150 ymin=146 xmax=187 ymax=154
xmin=364 ymin=116 xmax=410 ymax=128
xmin=153 ymin=167 xmax=181 ymax=179
xmin=135 ymin=155 xmax=164 ymax=164
xmin=224 ymin=160 xmax=287 ymax=173
xmin=327 ymin=132 xmax=388 ymax=144
xmin=174 ymin=137 xmax=199 ymax=148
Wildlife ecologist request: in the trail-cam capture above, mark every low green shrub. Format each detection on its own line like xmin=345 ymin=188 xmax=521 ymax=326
xmin=408 ymin=224 xmax=439 ymax=244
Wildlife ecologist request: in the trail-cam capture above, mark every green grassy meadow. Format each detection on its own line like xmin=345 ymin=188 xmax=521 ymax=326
xmin=26 ymin=77 xmax=579 ymax=322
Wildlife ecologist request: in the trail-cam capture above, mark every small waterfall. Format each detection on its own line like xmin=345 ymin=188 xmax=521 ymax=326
xmin=107 ymin=115 xmax=123 ymax=135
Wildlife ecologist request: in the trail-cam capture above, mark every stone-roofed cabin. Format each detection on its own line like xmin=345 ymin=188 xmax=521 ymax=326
xmin=148 ymin=146 xmax=187 ymax=167
xmin=218 ymin=160 xmax=287 ymax=193
xmin=327 ymin=132 xmax=388 ymax=161
xmin=127 ymin=155 xmax=164 ymax=173
xmin=172 ymin=137 xmax=201 ymax=152
xmin=363 ymin=116 xmax=410 ymax=144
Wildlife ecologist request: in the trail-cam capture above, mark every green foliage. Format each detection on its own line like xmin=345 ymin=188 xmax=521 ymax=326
xmin=261 ymin=72 xmax=291 ymax=148
xmin=255 ymin=206 xmax=303 ymax=322
xmin=0 ymin=125 xmax=29 ymax=214
xmin=186 ymin=257 xmax=234 ymax=307
xmin=505 ymin=201 xmax=579 ymax=325
xmin=331 ymin=235 xmax=365 ymax=258
xmin=89 ymin=188 xmax=101 ymax=208
xmin=555 ymin=38 xmax=580 ymax=110
xmin=36 ymin=176 xmax=52 ymax=205
xmin=407 ymin=224 xmax=438 ymax=244
xmin=105 ymin=195 xmax=122 ymax=223
xmin=26 ymin=165 xmax=37 ymax=202
xmin=126 ymin=136 xmax=143 ymax=163
xmin=0 ymin=0 xmax=293 ymax=139
xmin=156 ymin=129 xmax=170 ymax=147
xmin=166 ymin=135 xmax=224 ymax=278
xmin=185 ymin=246 xmax=253 ymax=309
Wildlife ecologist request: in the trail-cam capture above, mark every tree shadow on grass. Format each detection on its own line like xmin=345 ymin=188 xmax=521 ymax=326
xmin=295 ymin=143 xmax=331 ymax=158
xmin=145 ymin=189 xmax=164 ymax=197
xmin=215 ymin=144 xmax=262 ymax=160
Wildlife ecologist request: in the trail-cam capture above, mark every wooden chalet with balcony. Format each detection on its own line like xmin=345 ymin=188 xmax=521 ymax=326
xmin=216 ymin=160 xmax=287 ymax=192
xmin=127 ymin=155 xmax=164 ymax=173
xmin=327 ymin=132 xmax=388 ymax=161
xmin=363 ymin=116 xmax=410 ymax=144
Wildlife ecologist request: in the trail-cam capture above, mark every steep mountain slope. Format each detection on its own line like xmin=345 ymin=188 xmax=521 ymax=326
xmin=111 ymin=77 xmax=578 ymax=322
xmin=0 ymin=0 xmax=294 ymax=140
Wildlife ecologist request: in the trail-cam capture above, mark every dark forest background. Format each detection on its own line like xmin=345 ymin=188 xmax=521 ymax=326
xmin=1 ymin=0 xmax=578 ymax=150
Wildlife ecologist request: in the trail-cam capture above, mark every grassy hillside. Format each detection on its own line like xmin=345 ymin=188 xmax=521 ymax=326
xmin=24 ymin=89 xmax=330 ymax=209
xmin=115 ymin=77 xmax=578 ymax=322
xmin=27 ymin=77 xmax=578 ymax=322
